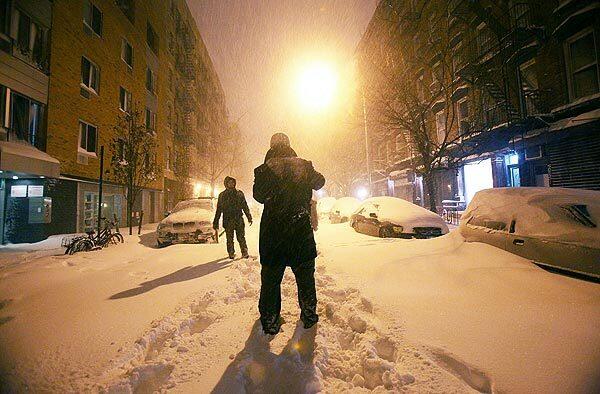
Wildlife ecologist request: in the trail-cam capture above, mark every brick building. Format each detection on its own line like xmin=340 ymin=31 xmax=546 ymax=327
xmin=0 ymin=0 xmax=228 ymax=243
xmin=356 ymin=0 xmax=599 ymax=211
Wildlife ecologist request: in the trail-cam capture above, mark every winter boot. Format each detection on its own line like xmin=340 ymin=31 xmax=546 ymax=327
xmin=242 ymin=252 xmax=249 ymax=259
xmin=229 ymin=253 xmax=235 ymax=260
xmin=261 ymin=315 xmax=283 ymax=335
xmin=301 ymin=306 xmax=319 ymax=329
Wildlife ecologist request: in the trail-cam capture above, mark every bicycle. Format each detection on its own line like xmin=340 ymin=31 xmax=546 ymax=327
xmin=64 ymin=217 xmax=123 ymax=255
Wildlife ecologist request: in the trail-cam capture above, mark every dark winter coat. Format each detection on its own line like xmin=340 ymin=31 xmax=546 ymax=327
xmin=213 ymin=177 xmax=252 ymax=229
xmin=253 ymin=146 xmax=325 ymax=266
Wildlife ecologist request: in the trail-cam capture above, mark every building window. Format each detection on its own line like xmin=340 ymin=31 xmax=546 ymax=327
xmin=8 ymin=91 xmax=44 ymax=147
xmin=81 ymin=56 xmax=100 ymax=94
xmin=146 ymin=68 xmax=155 ymax=93
xmin=116 ymin=138 xmax=126 ymax=161
xmin=395 ymin=133 xmax=404 ymax=153
xmin=476 ymin=23 xmax=494 ymax=57
xmin=510 ymin=1 xmax=530 ymax=29
xmin=147 ymin=22 xmax=158 ymax=54
xmin=79 ymin=121 xmax=97 ymax=155
xmin=565 ymin=28 xmax=599 ymax=101
xmin=435 ymin=111 xmax=446 ymax=144
xmin=83 ymin=0 xmax=103 ymax=36
xmin=519 ymin=59 xmax=539 ymax=116
xmin=145 ymin=108 xmax=156 ymax=131
xmin=457 ymin=98 xmax=470 ymax=135
xmin=119 ymin=87 xmax=131 ymax=112
xmin=121 ymin=38 xmax=133 ymax=68
xmin=10 ymin=8 xmax=49 ymax=71
xmin=0 ymin=0 xmax=10 ymax=37
xmin=115 ymin=0 xmax=135 ymax=22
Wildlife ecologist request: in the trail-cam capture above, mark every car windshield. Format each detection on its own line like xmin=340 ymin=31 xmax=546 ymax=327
xmin=173 ymin=199 xmax=214 ymax=212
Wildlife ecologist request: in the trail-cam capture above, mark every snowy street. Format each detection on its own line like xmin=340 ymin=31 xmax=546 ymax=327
xmin=0 ymin=223 xmax=598 ymax=393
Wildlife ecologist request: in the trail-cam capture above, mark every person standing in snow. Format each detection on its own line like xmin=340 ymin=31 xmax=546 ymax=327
xmin=213 ymin=176 xmax=253 ymax=259
xmin=253 ymin=133 xmax=325 ymax=335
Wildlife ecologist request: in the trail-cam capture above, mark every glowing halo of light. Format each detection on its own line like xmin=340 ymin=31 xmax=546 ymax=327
xmin=295 ymin=61 xmax=338 ymax=111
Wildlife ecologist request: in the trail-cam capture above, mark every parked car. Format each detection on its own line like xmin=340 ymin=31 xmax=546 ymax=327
xmin=460 ymin=187 xmax=600 ymax=278
xmin=350 ymin=196 xmax=449 ymax=238
xmin=316 ymin=197 xmax=336 ymax=219
xmin=157 ymin=197 xmax=217 ymax=247
xmin=329 ymin=197 xmax=361 ymax=223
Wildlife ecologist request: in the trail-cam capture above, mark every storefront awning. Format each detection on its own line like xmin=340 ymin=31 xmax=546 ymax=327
xmin=0 ymin=141 xmax=60 ymax=178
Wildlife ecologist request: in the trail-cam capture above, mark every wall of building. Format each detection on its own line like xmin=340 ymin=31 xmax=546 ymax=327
xmin=356 ymin=0 xmax=600 ymax=210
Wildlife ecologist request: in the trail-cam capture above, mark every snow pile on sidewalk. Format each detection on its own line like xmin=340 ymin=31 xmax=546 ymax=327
xmin=101 ymin=257 xmax=478 ymax=393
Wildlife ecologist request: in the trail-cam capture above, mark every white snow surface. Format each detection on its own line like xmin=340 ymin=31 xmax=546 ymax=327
xmin=461 ymin=187 xmax=600 ymax=246
xmin=357 ymin=196 xmax=449 ymax=233
xmin=316 ymin=197 xmax=336 ymax=215
xmin=161 ymin=208 xmax=214 ymax=225
xmin=330 ymin=197 xmax=361 ymax=219
xmin=0 ymin=222 xmax=598 ymax=393
xmin=161 ymin=199 xmax=216 ymax=225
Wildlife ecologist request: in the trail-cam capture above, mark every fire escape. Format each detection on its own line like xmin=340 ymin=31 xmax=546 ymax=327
xmin=174 ymin=16 xmax=197 ymax=145
xmin=449 ymin=0 xmax=545 ymax=129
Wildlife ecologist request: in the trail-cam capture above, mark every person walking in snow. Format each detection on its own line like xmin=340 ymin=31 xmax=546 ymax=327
xmin=253 ymin=133 xmax=325 ymax=335
xmin=213 ymin=176 xmax=253 ymax=259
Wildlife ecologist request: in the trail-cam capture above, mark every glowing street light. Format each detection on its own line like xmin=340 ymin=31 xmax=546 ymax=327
xmin=295 ymin=60 xmax=338 ymax=111
xmin=356 ymin=187 xmax=369 ymax=200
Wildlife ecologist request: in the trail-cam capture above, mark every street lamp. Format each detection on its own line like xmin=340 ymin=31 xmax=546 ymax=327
xmin=361 ymin=89 xmax=372 ymax=197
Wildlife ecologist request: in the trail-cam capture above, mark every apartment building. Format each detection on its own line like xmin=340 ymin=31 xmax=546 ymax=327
xmin=0 ymin=0 xmax=227 ymax=243
xmin=0 ymin=0 xmax=56 ymax=243
xmin=357 ymin=0 xmax=599 ymax=210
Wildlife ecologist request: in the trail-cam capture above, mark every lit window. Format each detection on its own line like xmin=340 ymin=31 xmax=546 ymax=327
xmin=79 ymin=121 xmax=97 ymax=154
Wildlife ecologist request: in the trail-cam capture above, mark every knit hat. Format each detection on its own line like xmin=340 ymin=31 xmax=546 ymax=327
xmin=270 ymin=132 xmax=290 ymax=148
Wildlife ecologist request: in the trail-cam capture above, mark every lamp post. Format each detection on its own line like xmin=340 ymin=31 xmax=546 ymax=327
xmin=361 ymin=90 xmax=372 ymax=196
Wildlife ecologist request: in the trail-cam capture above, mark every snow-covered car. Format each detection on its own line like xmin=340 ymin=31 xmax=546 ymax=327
xmin=350 ymin=196 xmax=449 ymax=238
xmin=329 ymin=197 xmax=361 ymax=223
xmin=157 ymin=198 xmax=217 ymax=247
xmin=460 ymin=187 xmax=600 ymax=278
xmin=316 ymin=197 xmax=336 ymax=218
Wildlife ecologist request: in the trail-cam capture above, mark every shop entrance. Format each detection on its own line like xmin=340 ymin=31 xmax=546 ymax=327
xmin=462 ymin=159 xmax=494 ymax=204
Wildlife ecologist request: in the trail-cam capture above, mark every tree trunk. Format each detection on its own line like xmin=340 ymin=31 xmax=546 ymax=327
xmin=424 ymin=173 xmax=438 ymax=213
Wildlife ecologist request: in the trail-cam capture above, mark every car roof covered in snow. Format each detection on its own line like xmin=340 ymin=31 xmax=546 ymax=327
xmin=461 ymin=187 xmax=600 ymax=246
xmin=316 ymin=197 xmax=337 ymax=213
xmin=330 ymin=197 xmax=361 ymax=217
xmin=161 ymin=199 xmax=216 ymax=224
xmin=357 ymin=196 xmax=448 ymax=232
